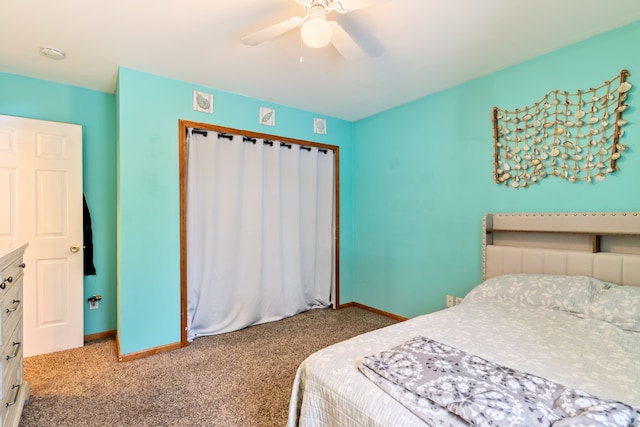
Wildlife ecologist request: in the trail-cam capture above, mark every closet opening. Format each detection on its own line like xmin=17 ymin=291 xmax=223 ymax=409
xmin=178 ymin=120 xmax=340 ymax=346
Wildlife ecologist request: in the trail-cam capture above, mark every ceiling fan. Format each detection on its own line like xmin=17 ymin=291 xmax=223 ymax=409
xmin=241 ymin=0 xmax=385 ymax=60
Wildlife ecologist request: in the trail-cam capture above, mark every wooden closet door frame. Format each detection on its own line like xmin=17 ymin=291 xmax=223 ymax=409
xmin=178 ymin=120 xmax=341 ymax=346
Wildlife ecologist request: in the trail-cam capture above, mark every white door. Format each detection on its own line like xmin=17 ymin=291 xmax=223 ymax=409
xmin=0 ymin=114 xmax=83 ymax=357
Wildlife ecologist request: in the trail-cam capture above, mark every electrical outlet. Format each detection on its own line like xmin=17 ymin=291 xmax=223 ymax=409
xmin=455 ymin=297 xmax=463 ymax=305
xmin=446 ymin=295 xmax=454 ymax=308
xmin=89 ymin=300 xmax=99 ymax=310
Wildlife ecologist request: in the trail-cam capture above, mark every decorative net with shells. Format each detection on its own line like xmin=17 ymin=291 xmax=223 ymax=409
xmin=492 ymin=70 xmax=631 ymax=188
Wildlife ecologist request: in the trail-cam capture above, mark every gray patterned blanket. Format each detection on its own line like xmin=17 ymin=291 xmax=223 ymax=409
xmin=359 ymin=337 xmax=640 ymax=426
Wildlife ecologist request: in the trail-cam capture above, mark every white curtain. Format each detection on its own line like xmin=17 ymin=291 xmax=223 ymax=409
xmin=186 ymin=130 xmax=334 ymax=341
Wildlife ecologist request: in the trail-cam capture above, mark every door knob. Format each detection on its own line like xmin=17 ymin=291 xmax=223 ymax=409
xmin=70 ymin=245 xmax=83 ymax=253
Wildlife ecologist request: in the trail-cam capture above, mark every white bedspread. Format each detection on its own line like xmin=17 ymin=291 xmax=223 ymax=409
xmin=287 ymin=300 xmax=640 ymax=426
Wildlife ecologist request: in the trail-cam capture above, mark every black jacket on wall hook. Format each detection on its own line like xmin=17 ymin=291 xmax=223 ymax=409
xmin=83 ymin=195 xmax=96 ymax=276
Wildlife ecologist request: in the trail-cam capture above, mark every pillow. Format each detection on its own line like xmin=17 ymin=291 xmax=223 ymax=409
xmin=464 ymin=274 xmax=611 ymax=315
xmin=585 ymin=285 xmax=640 ymax=332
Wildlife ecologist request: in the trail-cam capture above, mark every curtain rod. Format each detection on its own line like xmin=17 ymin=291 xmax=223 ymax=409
xmin=189 ymin=128 xmax=329 ymax=154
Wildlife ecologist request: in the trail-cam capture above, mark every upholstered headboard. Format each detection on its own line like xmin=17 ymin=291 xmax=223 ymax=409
xmin=483 ymin=212 xmax=640 ymax=287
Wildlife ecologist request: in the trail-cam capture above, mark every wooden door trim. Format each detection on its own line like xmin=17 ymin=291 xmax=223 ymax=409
xmin=178 ymin=119 xmax=341 ymax=346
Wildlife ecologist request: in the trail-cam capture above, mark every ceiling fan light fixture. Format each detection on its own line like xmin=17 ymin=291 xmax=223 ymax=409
xmin=301 ymin=16 xmax=333 ymax=48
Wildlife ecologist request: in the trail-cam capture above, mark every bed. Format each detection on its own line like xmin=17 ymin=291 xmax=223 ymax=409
xmin=287 ymin=212 xmax=640 ymax=426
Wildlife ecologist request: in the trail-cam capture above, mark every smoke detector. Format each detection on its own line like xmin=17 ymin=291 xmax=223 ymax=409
xmin=41 ymin=46 xmax=66 ymax=60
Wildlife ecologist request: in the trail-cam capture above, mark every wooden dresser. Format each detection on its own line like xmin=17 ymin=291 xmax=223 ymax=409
xmin=0 ymin=244 xmax=29 ymax=427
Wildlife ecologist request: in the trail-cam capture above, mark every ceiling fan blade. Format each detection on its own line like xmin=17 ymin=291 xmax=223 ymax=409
xmin=330 ymin=21 xmax=366 ymax=61
xmin=241 ymin=17 xmax=304 ymax=46
xmin=333 ymin=0 xmax=387 ymax=13
xmin=333 ymin=15 xmax=385 ymax=57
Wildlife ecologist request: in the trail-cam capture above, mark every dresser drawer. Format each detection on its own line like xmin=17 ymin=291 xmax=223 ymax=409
xmin=0 ymin=381 xmax=25 ymax=427
xmin=0 ymin=282 xmax=22 ymax=344
xmin=0 ymin=251 xmax=23 ymax=284
xmin=0 ymin=268 xmax=22 ymax=300
xmin=2 ymin=322 xmax=22 ymax=386
xmin=1 ymin=342 xmax=21 ymax=409
xmin=0 ymin=380 xmax=27 ymax=427
xmin=1 ymin=369 xmax=23 ymax=427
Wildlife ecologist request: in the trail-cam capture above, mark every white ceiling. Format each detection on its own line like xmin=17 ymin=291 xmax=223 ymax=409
xmin=2 ymin=0 xmax=640 ymax=121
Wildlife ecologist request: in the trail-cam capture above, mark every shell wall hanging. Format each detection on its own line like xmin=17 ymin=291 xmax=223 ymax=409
xmin=492 ymin=69 xmax=631 ymax=188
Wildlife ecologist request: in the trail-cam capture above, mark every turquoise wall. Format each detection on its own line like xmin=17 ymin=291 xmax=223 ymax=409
xmin=0 ymin=72 xmax=117 ymax=335
xmin=352 ymin=22 xmax=640 ymax=318
xmin=116 ymin=68 xmax=353 ymax=355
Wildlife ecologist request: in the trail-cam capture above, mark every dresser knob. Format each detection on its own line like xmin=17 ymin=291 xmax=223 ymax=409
xmin=19 ymin=263 xmax=26 ymax=269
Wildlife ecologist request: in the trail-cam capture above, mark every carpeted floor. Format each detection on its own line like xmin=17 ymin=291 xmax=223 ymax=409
xmin=20 ymin=307 xmax=397 ymax=427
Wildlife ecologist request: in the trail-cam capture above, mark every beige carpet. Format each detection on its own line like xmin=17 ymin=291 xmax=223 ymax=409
xmin=20 ymin=307 xmax=397 ymax=427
